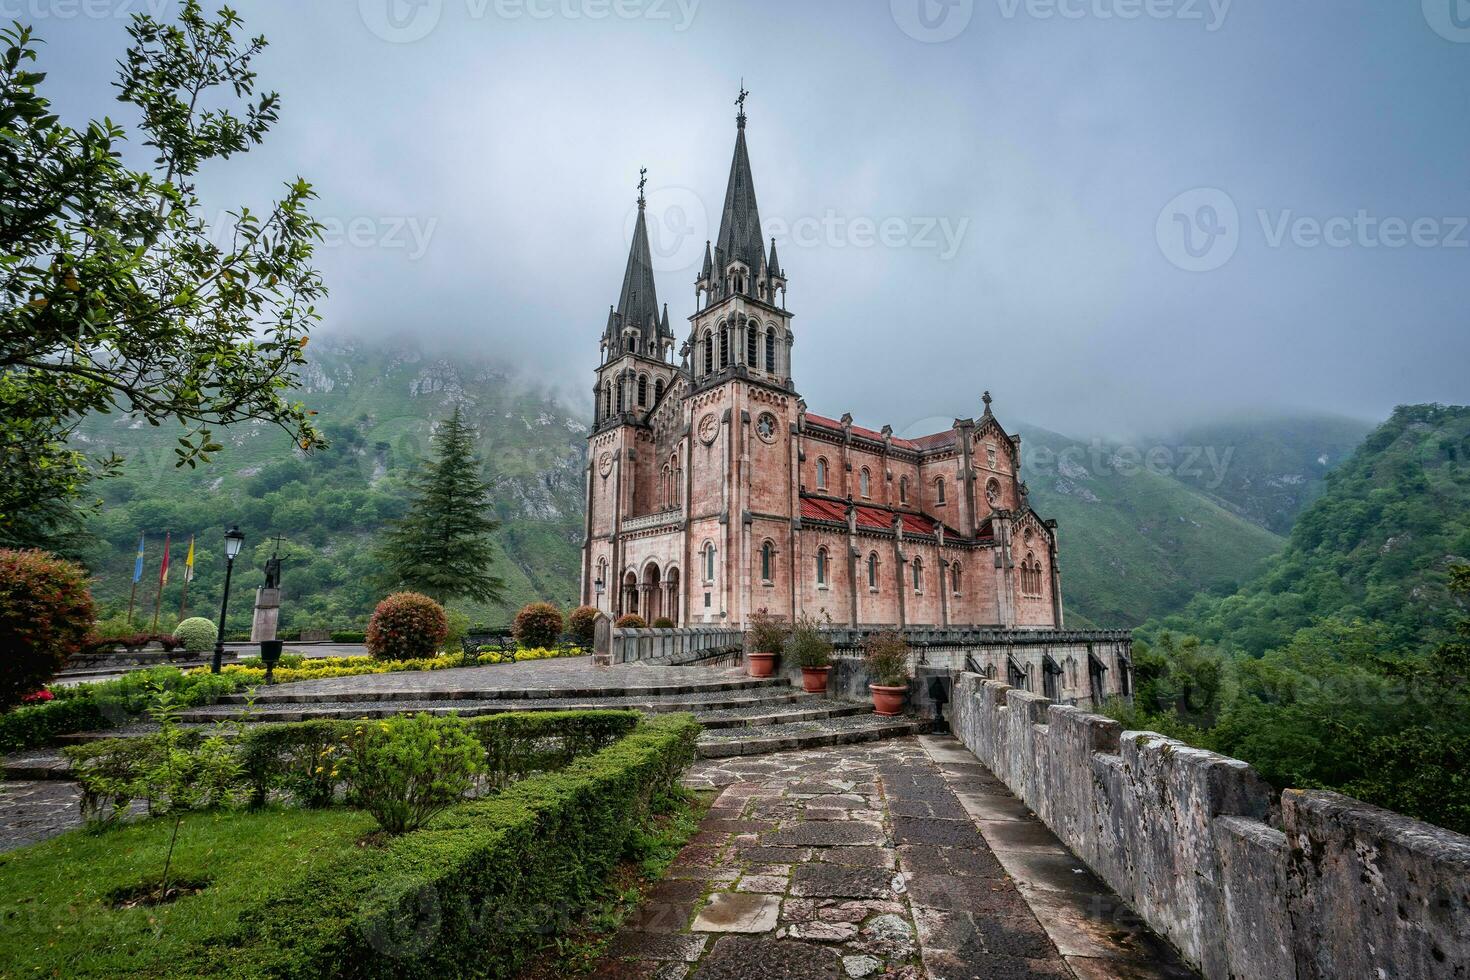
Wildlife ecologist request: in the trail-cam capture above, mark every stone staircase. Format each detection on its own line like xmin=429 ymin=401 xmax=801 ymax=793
xmin=6 ymin=672 xmax=929 ymax=778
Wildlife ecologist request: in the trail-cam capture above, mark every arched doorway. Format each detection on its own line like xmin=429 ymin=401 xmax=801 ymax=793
xmin=642 ymin=563 xmax=663 ymax=623
xmin=622 ymin=571 xmax=639 ymax=617
xmin=663 ymin=567 xmax=681 ymax=625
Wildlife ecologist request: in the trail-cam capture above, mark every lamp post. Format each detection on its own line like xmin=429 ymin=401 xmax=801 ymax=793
xmin=211 ymin=526 xmax=245 ymax=674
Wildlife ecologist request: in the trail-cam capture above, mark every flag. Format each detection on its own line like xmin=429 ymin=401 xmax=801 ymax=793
xmin=133 ymin=534 xmax=146 ymax=583
xmin=158 ymin=532 xmax=171 ymax=586
xmin=183 ymin=535 xmax=195 ymax=583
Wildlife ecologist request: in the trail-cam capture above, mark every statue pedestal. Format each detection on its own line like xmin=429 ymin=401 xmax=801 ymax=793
xmin=251 ymin=588 xmax=282 ymax=643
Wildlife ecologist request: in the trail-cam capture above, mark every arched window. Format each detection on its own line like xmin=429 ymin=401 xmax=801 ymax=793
xmin=747 ymin=324 xmax=758 ymax=366
xmin=616 ymin=378 xmax=625 ymax=413
xmin=859 ymin=467 xmax=871 ymax=498
xmin=654 ymin=378 xmax=664 ymax=404
xmin=815 ymin=457 xmax=828 ymax=490
xmin=637 ymin=374 xmax=648 ymax=407
xmin=702 ymin=330 xmax=713 ymax=375
xmin=935 ymin=477 xmax=947 ymax=505
xmin=913 ymin=557 xmax=923 ymax=593
xmin=719 ymin=324 xmax=729 ymax=367
xmin=867 ymin=553 xmax=879 ymax=589
xmin=952 ymin=564 xmax=962 ymax=596
xmin=816 ymin=547 xmax=829 ymax=586
xmin=703 ymin=542 xmax=716 ymax=582
xmin=899 ymin=476 xmax=908 ymax=504
xmin=760 ymin=541 xmax=773 ymax=582
xmin=765 ymin=327 xmax=777 ymax=373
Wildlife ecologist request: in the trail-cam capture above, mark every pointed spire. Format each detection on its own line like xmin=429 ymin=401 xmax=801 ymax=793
xmin=606 ymin=169 xmax=660 ymax=356
xmin=660 ymin=303 xmax=671 ymax=338
xmin=768 ymin=237 xmax=781 ymax=278
xmin=700 ymin=240 xmax=713 ymax=281
xmin=715 ymin=87 xmax=765 ymax=278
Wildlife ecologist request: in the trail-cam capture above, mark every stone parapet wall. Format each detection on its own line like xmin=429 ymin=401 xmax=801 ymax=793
xmin=608 ymin=626 xmax=744 ymax=665
xmin=950 ymin=672 xmax=1470 ymax=980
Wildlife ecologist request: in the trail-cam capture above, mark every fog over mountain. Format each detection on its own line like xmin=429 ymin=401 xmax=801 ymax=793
xmin=37 ymin=0 xmax=1469 ymax=436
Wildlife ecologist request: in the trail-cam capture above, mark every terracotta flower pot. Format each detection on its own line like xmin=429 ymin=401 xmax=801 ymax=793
xmin=870 ymin=683 xmax=908 ymax=717
xmin=800 ymin=666 xmax=831 ymax=693
xmin=747 ymin=652 xmax=778 ymax=678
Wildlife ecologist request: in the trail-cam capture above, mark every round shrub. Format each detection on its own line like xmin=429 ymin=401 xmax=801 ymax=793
xmin=366 ymin=593 xmax=448 ymax=661
xmin=337 ymin=714 xmax=483 ymax=834
xmin=615 ymin=614 xmax=646 ymax=629
xmin=651 ymin=617 xmax=676 ymax=629
xmin=567 ymin=605 xmax=599 ymax=647
xmin=513 ymin=602 xmax=563 ymax=649
xmin=173 ymin=617 xmax=218 ymax=653
xmin=0 ymin=549 xmax=96 ymax=710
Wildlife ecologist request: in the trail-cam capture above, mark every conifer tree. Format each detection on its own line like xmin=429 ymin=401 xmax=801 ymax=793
xmin=375 ymin=406 xmax=506 ymax=606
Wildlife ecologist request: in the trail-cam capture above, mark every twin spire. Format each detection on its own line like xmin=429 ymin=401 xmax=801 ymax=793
xmin=605 ymin=85 xmax=777 ymax=363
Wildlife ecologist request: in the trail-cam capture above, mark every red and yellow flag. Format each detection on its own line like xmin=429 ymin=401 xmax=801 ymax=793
xmin=158 ymin=532 xmax=171 ymax=586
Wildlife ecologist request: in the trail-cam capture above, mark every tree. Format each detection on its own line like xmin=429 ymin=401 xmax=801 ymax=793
xmin=374 ymin=406 xmax=506 ymax=606
xmin=0 ymin=4 xmax=327 ymax=549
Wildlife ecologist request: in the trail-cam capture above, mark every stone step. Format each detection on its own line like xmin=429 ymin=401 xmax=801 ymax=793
xmin=2 ymin=750 xmax=71 ymax=781
xmin=220 ymin=674 xmax=789 ymax=705
xmin=695 ymin=699 xmax=872 ymax=730
xmin=180 ymin=688 xmax=816 ymax=725
xmin=695 ymin=713 xmax=930 ymax=758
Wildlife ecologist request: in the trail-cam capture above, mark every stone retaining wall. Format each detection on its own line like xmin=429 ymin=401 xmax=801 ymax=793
xmin=606 ymin=626 xmax=744 ymax=665
xmin=950 ymin=671 xmax=1470 ymax=980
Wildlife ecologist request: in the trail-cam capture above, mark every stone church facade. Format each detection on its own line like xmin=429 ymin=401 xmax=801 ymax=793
xmin=580 ymin=104 xmax=1062 ymax=632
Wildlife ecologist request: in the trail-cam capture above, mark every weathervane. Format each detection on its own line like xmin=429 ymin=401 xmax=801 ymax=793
xmin=736 ymin=80 xmax=749 ymax=124
xmin=637 ymin=167 xmax=647 ymax=207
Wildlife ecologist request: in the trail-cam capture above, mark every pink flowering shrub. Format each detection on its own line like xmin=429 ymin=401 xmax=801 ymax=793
xmin=365 ymin=593 xmax=448 ymax=661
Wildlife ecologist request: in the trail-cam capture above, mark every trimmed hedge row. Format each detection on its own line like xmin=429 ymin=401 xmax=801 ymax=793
xmin=183 ymin=713 xmax=701 ymax=978
xmin=66 ymin=710 xmax=644 ymax=815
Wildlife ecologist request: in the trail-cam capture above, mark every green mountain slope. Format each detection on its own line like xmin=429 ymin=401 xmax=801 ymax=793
xmin=1150 ymin=414 xmax=1373 ymax=535
xmin=1152 ymin=404 xmax=1470 ymax=656
xmin=1019 ymin=426 xmax=1286 ymax=628
xmin=75 ymin=340 xmax=587 ymax=633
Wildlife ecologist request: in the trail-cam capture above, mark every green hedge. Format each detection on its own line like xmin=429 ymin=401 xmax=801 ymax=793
xmin=182 ymin=713 xmax=700 ymax=978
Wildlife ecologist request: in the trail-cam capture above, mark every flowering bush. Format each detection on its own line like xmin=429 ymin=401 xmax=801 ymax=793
xmin=365 ymin=592 xmax=447 ymax=661
xmin=786 ymin=613 xmax=833 ymax=669
xmin=615 ymin=614 xmax=646 ymax=629
xmin=173 ymin=617 xmax=219 ymax=654
xmin=513 ymin=602 xmax=563 ymax=649
xmin=746 ymin=608 xmax=789 ymax=655
xmin=651 ymin=617 xmax=676 ymax=629
xmin=0 ymin=549 xmax=96 ymax=710
xmin=21 ymin=688 xmax=53 ymax=704
xmin=862 ymin=630 xmax=912 ymax=687
xmin=337 ymin=714 xmax=483 ymax=834
xmin=567 ymin=605 xmax=599 ymax=647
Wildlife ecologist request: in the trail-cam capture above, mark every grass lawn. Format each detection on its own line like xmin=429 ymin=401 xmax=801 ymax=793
xmin=0 ymin=807 xmax=373 ymax=978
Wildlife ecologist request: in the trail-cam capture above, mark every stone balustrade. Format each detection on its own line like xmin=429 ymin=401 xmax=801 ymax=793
xmin=950 ymin=671 xmax=1470 ymax=980
xmin=620 ymin=508 xmax=685 ymax=533
xmin=608 ymin=625 xmax=743 ymax=665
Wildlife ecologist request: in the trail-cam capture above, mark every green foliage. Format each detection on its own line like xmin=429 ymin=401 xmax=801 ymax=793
xmin=567 ymin=606 xmax=599 ymax=647
xmin=863 ymin=630 xmax=912 ymax=686
xmin=786 ymin=612 xmax=833 ymax=669
xmin=0 ymin=6 xmax=326 ymax=549
xmin=651 ymin=617 xmax=676 ymax=629
xmin=365 ymin=592 xmax=448 ymax=661
xmin=373 ymin=405 xmax=508 ymax=607
xmin=745 ymin=608 xmax=789 ymax=654
xmin=615 ymin=614 xmax=646 ymax=629
xmin=172 ymin=616 xmax=218 ymax=653
xmin=513 ymin=601 xmax=563 ymax=648
xmin=441 ymin=609 xmax=470 ymax=652
xmin=330 ymin=630 xmax=366 ymax=643
xmin=335 ymin=715 xmax=483 ymax=835
xmin=0 ymin=549 xmax=95 ymax=707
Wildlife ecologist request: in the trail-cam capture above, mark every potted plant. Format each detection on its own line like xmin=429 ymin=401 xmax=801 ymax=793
xmin=745 ymin=609 xmax=788 ymax=678
xmin=863 ymin=630 xmax=912 ymax=716
xmin=786 ymin=613 xmax=834 ymax=693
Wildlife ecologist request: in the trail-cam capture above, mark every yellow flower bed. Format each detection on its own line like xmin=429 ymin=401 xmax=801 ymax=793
xmin=211 ymin=647 xmax=585 ymax=685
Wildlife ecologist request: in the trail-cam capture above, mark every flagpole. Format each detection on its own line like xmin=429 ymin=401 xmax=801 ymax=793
xmin=127 ymin=578 xmax=139 ymax=626
xmin=128 ymin=533 xmax=145 ymax=626
xmin=177 ymin=535 xmax=195 ymax=623
xmin=151 ymin=533 xmax=171 ymax=633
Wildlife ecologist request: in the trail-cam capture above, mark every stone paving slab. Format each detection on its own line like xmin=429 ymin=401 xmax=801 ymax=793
xmin=0 ymin=780 xmax=83 ymax=853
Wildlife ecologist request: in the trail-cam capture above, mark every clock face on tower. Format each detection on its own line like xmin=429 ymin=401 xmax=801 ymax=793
xmin=698 ymin=413 xmax=719 ymax=445
xmin=598 ymin=452 xmax=613 ymax=477
xmin=756 ymin=412 xmax=777 ymax=443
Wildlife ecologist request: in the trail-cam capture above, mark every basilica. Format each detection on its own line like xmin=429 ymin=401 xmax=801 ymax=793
xmin=580 ymin=101 xmax=1063 ymax=632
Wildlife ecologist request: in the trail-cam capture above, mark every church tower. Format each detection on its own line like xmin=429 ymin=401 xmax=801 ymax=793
xmin=683 ymin=92 xmax=802 ymax=626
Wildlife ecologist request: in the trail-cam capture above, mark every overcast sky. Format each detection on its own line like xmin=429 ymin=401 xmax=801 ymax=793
xmin=36 ymin=0 xmax=1470 ymax=437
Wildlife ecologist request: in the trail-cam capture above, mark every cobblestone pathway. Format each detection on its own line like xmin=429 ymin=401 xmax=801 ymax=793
xmin=596 ymin=736 xmax=1195 ymax=980
xmin=0 ymin=780 xmax=81 ymax=854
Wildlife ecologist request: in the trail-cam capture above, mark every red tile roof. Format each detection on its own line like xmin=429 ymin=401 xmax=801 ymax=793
xmin=799 ymin=496 xmax=960 ymax=538
xmin=801 ymin=412 xmax=949 ymax=452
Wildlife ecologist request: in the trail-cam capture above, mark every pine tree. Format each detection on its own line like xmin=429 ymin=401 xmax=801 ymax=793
xmin=375 ymin=406 xmax=507 ymax=606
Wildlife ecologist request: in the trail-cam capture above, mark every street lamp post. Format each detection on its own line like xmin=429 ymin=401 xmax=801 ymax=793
xmin=211 ymin=526 xmax=245 ymax=674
